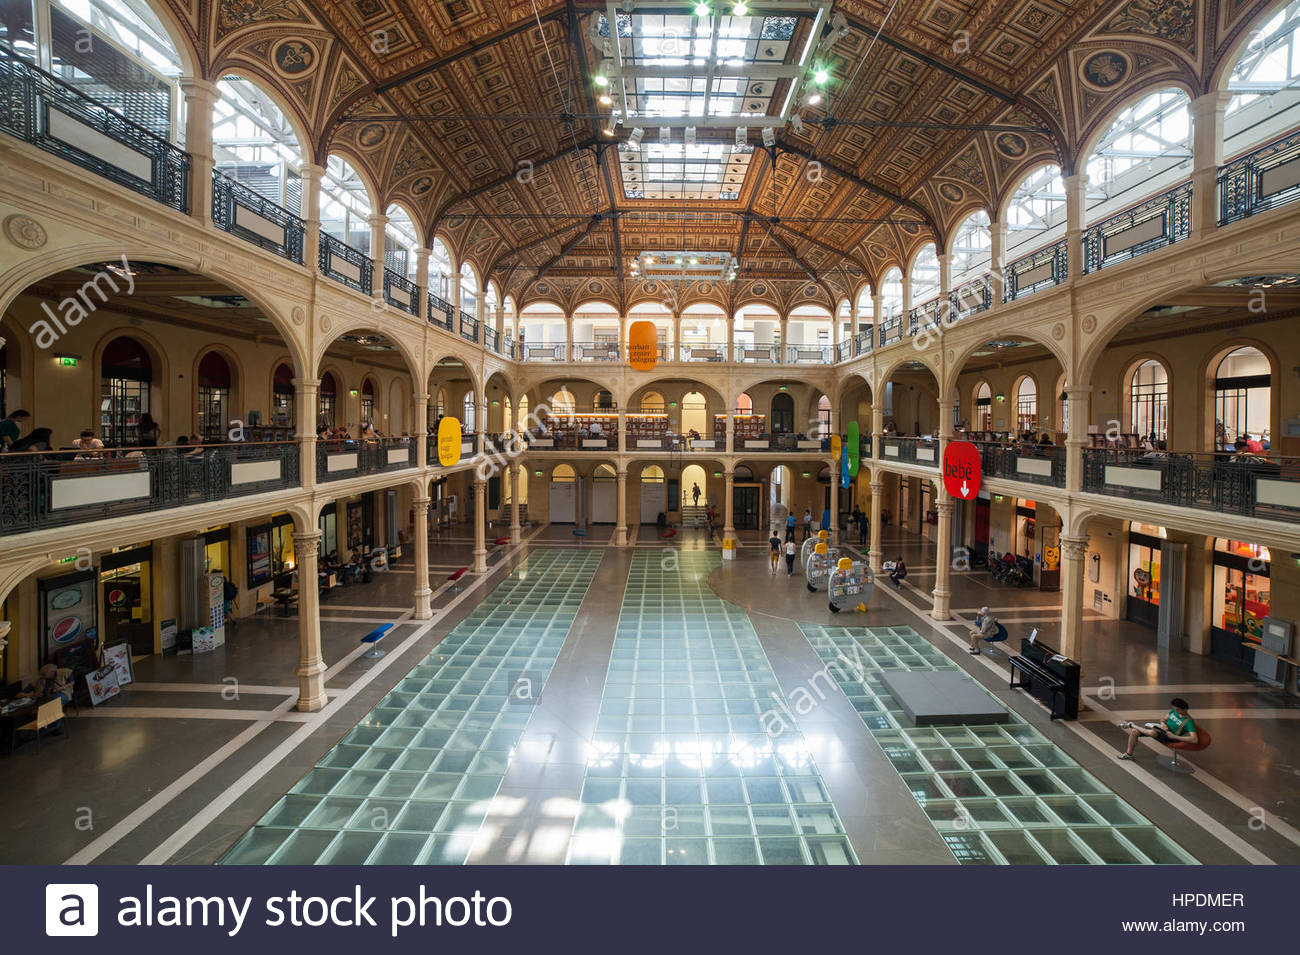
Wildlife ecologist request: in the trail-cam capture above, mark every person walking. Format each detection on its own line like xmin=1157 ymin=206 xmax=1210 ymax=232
xmin=858 ymin=510 xmax=868 ymax=548
xmin=802 ymin=506 xmax=812 ymax=541
xmin=692 ymin=482 xmax=701 ymax=507
xmin=784 ymin=537 xmax=797 ymax=576
xmin=769 ymin=530 xmax=782 ymax=573
xmin=785 ymin=511 xmax=796 ymax=541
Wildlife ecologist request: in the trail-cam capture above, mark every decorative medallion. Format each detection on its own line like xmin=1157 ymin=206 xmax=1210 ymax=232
xmin=588 ymin=281 xmax=604 ymax=294
xmin=994 ymin=132 xmax=1028 ymax=158
xmin=358 ymin=123 xmax=388 ymax=149
xmin=804 ymin=285 xmax=817 ymax=297
xmin=1081 ymin=313 xmax=1097 ymax=334
xmin=751 ymin=283 xmax=766 ymax=296
xmin=938 ymin=183 xmax=964 ymax=203
xmin=644 ymin=281 xmax=658 ymax=293
xmin=3 ymin=214 xmax=47 ymax=249
xmin=292 ymin=305 xmax=304 ymax=326
xmin=273 ymin=39 xmax=316 ymax=76
xmin=535 ymin=282 xmax=549 ymax=294
xmin=410 ymin=176 xmax=433 ymax=195
xmin=1052 ymin=322 xmax=1065 ymax=341
xmin=1081 ymin=51 xmax=1129 ymax=89
xmin=899 ymin=220 xmax=920 ymax=235
xmin=320 ymin=313 xmax=333 ymax=332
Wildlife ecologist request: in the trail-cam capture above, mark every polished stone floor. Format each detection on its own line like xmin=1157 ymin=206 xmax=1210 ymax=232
xmin=1 ymin=520 xmax=1296 ymax=865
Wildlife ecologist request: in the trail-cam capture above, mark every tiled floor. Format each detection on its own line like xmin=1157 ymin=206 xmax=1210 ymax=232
xmin=566 ymin=551 xmax=857 ymax=865
xmin=220 ymin=548 xmax=603 ymax=865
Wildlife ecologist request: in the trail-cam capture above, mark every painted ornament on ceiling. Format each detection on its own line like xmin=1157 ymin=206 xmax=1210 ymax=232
xmin=1082 ymin=51 xmax=1129 ymax=89
xmin=273 ymin=39 xmax=315 ymax=75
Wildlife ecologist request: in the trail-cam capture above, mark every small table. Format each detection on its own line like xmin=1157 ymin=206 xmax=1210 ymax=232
xmin=0 ymin=697 xmax=40 ymax=753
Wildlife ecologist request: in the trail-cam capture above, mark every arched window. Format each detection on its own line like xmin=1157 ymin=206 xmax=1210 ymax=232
xmin=1214 ymin=346 xmax=1271 ymax=448
xmin=272 ymin=363 xmax=295 ymax=426
xmin=462 ymin=392 xmax=477 ymax=432
xmin=855 ymin=284 xmax=874 ymax=318
xmin=910 ymin=243 xmax=940 ymax=303
xmin=431 ymin=239 xmax=453 ymax=300
xmin=317 ymin=373 xmax=338 ymax=429
xmin=640 ymin=465 xmax=664 ymax=481
xmin=595 ymin=389 xmax=615 ymax=410
xmin=1226 ymin=1 xmax=1300 ymax=152
xmin=549 ymin=388 xmax=576 ymax=415
xmin=639 ymin=390 xmax=666 ymax=413
xmin=973 ymin=381 xmax=992 ymax=431
xmin=320 ymin=156 xmax=372 ymax=251
xmin=1085 ymin=89 xmax=1191 ymax=209
xmin=736 ymin=392 xmax=753 ymax=414
xmin=1015 ymin=376 xmax=1038 ymax=434
xmin=384 ymin=204 xmax=420 ymax=278
xmin=484 ymin=282 xmax=500 ymax=318
xmin=460 ymin=262 xmax=478 ymax=314
xmin=1130 ymin=360 xmax=1169 ymax=441
xmin=817 ymin=394 xmax=832 ymax=435
xmin=101 ymin=337 xmax=152 ymax=446
xmin=951 ymin=210 xmax=992 ymax=286
xmin=360 ymin=378 xmax=377 ymax=427
xmin=214 ymin=76 xmax=303 ymax=210
xmin=553 ymin=464 xmax=576 ymax=482
xmin=1005 ymin=165 xmax=1066 ymax=257
xmin=196 ymin=352 xmax=232 ymax=442
xmin=771 ymin=392 xmax=794 ymax=434
xmin=880 ymin=267 xmax=903 ymax=317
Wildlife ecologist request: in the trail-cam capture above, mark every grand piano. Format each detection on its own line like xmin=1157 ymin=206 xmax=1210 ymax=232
xmin=1008 ymin=637 xmax=1080 ymax=720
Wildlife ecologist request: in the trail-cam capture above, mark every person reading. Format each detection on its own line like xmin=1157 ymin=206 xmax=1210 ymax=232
xmin=1117 ymin=697 xmax=1198 ymax=760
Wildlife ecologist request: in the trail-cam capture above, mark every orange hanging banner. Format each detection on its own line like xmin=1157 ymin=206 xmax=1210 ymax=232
xmin=627 ymin=320 xmax=659 ymax=372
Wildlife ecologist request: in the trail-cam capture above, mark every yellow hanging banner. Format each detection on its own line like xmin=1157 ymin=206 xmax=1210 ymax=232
xmin=831 ymin=434 xmax=842 ymax=461
xmin=627 ymin=320 xmax=659 ymax=371
xmin=437 ymin=416 xmax=463 ymax=467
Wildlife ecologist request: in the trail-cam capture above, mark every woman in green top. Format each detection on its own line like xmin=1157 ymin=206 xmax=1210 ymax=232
xmin=1117 ymin=697 xmax=1198 ymax=760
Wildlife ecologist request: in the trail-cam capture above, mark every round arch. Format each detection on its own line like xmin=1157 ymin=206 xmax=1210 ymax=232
xmin=313 ymin=323 xmax=422 ymax=388
xmin=191 ymin=342 xmax=245 ymax=439
xmin=322 ymin=147 xmax=382 ymax=216
xmin=996 ymin=160 xmax=1065 ymax=226
xmin=1201 ymin=339 xmax=1280 ymax=450
xmin=1210 ymin=0 xmax=1300 ymax=91
xmin=92 ymin=328 xmax=169 ymax=443
xmin=1074 ymin=83 xmax=1196 ymax=179
xmin=213 ymin=70 xmax=315 ymax=168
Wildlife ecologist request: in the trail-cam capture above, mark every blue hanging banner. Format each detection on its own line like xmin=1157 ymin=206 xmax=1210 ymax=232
xmin=840 ymin=449 xmax=850 ymax=489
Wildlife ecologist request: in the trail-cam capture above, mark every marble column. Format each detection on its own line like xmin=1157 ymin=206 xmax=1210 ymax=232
xmin=293 ymin=530 xmax=327 ymax=711
xmin=412 ymin=497 xmax=432 ymax=619
xmin=1059 ymin=534 xmax=1090 ymax=665
xmin=472 ymin=478 xmax=488 ymax=573
xmin=614 ymin=466 xmax=628 ymax=546
xmin=180 ymin=77 xmax=220 ymax=228
xmin=931 ymin=497 xmax=953 ymax=620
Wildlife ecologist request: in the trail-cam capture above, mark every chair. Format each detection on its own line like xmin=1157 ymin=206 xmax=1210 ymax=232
xmin=982 ymin=622 xmax=1010 ymax=657
xmin=17 ymin=699 xmax=67 ymax=751
xmin=1156 ymin=727 xmax=1211 ymax=775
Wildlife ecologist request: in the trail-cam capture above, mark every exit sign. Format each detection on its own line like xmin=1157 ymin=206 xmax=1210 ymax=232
xmin=58 ymin=356 xmax=78 ymax=367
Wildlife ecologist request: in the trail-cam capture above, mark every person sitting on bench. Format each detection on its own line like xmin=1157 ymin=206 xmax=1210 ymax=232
xmin=1117 ymin=697 xmax=1198 ymax=760
xmin=888 ymin=557 xmax=907 ymax=589
xmin=967 ymin=607 xmax=1004 ymax=654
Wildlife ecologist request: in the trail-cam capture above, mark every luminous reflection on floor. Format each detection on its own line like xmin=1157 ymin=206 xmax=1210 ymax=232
xmin=566 ymin=552 xmax=857 ymax=865
xmin=800 ymin=625 xmax=1196 ymax=865
xmin=219 ymin=549 xmax=603 ymax=865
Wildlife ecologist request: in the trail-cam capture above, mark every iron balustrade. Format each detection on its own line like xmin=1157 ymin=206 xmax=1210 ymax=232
xmin=383 ymin=268 xmax=419 ymax=315
xmin=878 ymin=313 xmax=905 ymax=347
xmin=860 ymin=435 xmax=873 ymax=459
xmin=484 ymin=326 xmax=500 ymax=352
xmin=318 ymin=232 xmax=373 ymax=294
xmin=733 ymin=344 xmax=780 ymax=363
xmin=679 ymin=343 xmax=726 ymax=362
xmin=523 ymin=343 xmax=565 ymax=361
xmin=1219 ymin=129 xmax=1300 ymax=225
xmin=502 ymin=336 xmax=515 ymax=359
xmin=427 ymin=292 xmax=453 ymax=330
xmin=786 ymin=344 xmax=831 ymax=364
xmin=459 ymin=310 xmax=479 ymax=343
xmin=974 ymin=441 xmax=1066 ymax=487
xmin=211 ymin=170 xmax=304 ymax=264
xmin=1083 ymin=182 xmax=1192 ymax=273
xmin=0 ymin=46 xmax=190 ymax=213
xmin=1003 ymin=238 xmax=1067 ymax=301
xmin=1082 ymin=448 xmax=1300 ymax=521
xmin=879 ymin=436 xmax=939 ymax=467
xmin=575 ymin=341 xmax=620 ymax=361
xmin=908 ymin=298 xmax=943 ymax=337
xmin=854 ymin=329 xmax=874 ymax=356
xmin=835 ymin=339 xmax=852 ymax=362
xmin=0 ymin=441 xmax=300 ymax=536
xmin=949 ymin=275 xmax=993 ymax=320
xmin=316 ymin=436 xmax=415 ymax=483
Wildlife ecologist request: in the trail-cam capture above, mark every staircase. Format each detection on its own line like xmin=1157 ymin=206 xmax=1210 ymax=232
xmin=681 ymin=504 xmax=710 ymax=528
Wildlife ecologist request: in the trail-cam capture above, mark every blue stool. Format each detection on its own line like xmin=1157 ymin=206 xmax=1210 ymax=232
xmin=572 ymin=527 xmax=587 ymax=541
xmin=360 ymin=623 xmax=394 ymax=659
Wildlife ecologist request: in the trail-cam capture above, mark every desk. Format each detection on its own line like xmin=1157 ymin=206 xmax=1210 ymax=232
xmin=0 ymin=697 xmax=41 ymax=753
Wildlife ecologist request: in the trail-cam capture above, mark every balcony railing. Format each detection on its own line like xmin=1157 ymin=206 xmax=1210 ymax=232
xmin=0 ymin=46 xmax=190 ymax=213
xmin=484 ymin=326 xmax=500 ymax=353
xmin=383 ymin=268 xmax=419 ymax=316
xmin=523 ymin=343 xmax=565 ymax=361
xmin=786 ymin=344 xmax=831 ymax=364
xmin=427 ymin=292 xmax=453 ymax=330
xmin=879 ymin=436 xmax=939 ymax=467
xmin=502 ymin=336 xmax=515 ymax=359
xmin=976 ymin=441 xmax=1066 ymax=487
xmin=1083 ymin=449 xmax=1300 ymax=521
xmin=1219 ymin=129 xmax=1300 ymax=225
xmin=854 ymin=329 xmax=873 ymax=356
xmin=318 ymin=232 xmax=373 ymax=294
xmin=878 ymin=313 xmax=904 ymax=347
xmin=1083 ymin=182 xmax=1192 ymax=273
xmin=734 ymin=344 xmax=779 ymax=363
xmin=835 ymin=339 xmax=853 ymax=362
xmin=680 ymin=344 xmax=726 ymax=362
xmin=908 ymin=298 xmax=942 ymax=337
xmin=0 ymin=441 xmax=300 ymax=536
xmin=316 ymin=436 xmax=415 ymax=483
xmin=1004 ymin=238 xmax=1067 ymax=301
xmin=212 ymin=170 xmax=304 ymax=264
xmin=733 ymin=434 xmax=828 ymax=453
xmin=459 ymin=310 xmax=479 ymax=343
xmin=949 ymin=274 xmax=993 ymax=320
xmin=575 ymin=341 xmax=620 ymax=361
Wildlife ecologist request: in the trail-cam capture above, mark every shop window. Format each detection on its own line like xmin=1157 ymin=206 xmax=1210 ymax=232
xmin=1213 ymin=539 xmax=1271 ymax=643
xmin=100 ymin=545 xmax=153 ymax=657
xmin=1126 ymin=523 xmax=1166 ymax=627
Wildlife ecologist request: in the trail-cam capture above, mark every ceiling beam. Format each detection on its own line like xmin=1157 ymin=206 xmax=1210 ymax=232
xmin=760 ymin=217 xmax=870 ymax=278
xmin=532 ymin=214 xmax=615 ymax=283
xmin=490 ymin=217 xmax=596 ymax=275
xmin=755 ymin=217 xmax=819 ymax=284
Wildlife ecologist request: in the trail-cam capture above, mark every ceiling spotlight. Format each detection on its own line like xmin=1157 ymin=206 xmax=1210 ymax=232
xmin=689 ymin=256 xmax=699 ymax=265
xmin=801 ymin=90 xmax=822 ymax=108
xmin=598 ymin=93 xmax=613 ymax=105
xmin=595 ymin=73 xmax=609 ymax=87
xmin=695 ymin=1 xmax=710 ymax=15
xmin=627 ymin=127 xmax=644 ymax=149
xmin=761 ymin=126 xmax=775 ymax=147
xmin=735 ymin=126 xmax=747 ymax=148
xmin=813 ymin=65 xmax=829 ymax=84
xmin=733 ymin=1 xmax=747 ymax=14
xmin=674 ymin=256 xmax=684 ymax=265
xmin=790 ymin=114 xmax=805 ymax=135
xmin=659 ymin=126 xmax=671 ymax=146
xmin=684 ymin=126 xmax=696 ymax=146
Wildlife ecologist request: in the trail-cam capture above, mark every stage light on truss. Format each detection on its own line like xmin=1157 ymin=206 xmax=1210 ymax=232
xmin=813 ymin=65 xmax=829 ymax=84
xmin=598 ymin=93 xmax=613 ymax=105
xmin=761 ymin=126 xmax=775 ymax=147
xmin=801 ymin=90 xmax=822 ymax=108
xmin=735 ymin=126 xmax=747 ymax=147
xmin=695 ymin=1 xmax=710 ymax=15
xmin=684 ymin=126 xmax=696 ymax=146
xmin=733 ymin=1 xmax=747 ymax=15
xmin=659 ymin=126 xmax=671 ymax=146
xmin=627 ymin=127 xmax=644 ymax=149
xmin=790 ymin=114 xmax=805 ymax=135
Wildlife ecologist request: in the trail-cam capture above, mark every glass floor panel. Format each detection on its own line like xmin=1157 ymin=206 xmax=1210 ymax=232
xmin=799 ymin=625 xmax=1196 ymax=866
xmin=567 ymin=551 xmax=857 ymax=865
xmin=220 ymin=548 xmax=605 ymax=865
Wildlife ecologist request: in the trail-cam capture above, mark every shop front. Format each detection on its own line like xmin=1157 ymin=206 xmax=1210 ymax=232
xmin=1126 ymin=523 xmax=1166 ymax=629
xmin=100 ymin=544 xmax=153 ymax=656
xmin=1211 ymin=539 xmax=1271 ymax=669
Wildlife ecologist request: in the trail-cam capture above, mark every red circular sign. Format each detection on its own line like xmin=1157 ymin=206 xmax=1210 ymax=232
xmin=942 ymin=441 xmax=982 ymax=501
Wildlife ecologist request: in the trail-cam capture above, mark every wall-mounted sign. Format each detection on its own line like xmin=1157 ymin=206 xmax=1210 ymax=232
xmin=438 ymin=416 xmax=463 ymax=467
xmin=942 ymin=440 xmax=981 ymax=500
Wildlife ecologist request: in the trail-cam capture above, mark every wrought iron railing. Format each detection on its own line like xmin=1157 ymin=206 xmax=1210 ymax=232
xmin=854 ymin=329 xmax=873 ymax=356
xmin=484 ymin=326 xmax=500 ymax=352
xmin=975 ymin=441 xmax=1066 ymax=487
xmin=318 ymin=232 xmax=373 ymax=294
xmin=575 ymin=341 xmax=620 ymax=361
xmin=459 ymin=310 xmax=478 ymax=342
xmin=878 ymin=312 xmax=905 ymax=347
xmin=879 ymin=436 xmax=939 ymax=467
xmin=908 ymin=298 xmax=943 ymax=337
xmin=786 ymin=344 xmax=831 ymax=364
xmin=860 ymin=435 xmax=873 ymax=459
xmin=523 ymin=343 xmax=565 ymax=361
xmin=0 ymin=46 xmax=190 ymax=213
xmin=733 ymin=344 xmax=780 ymax=363
xmin=949 ymin=274 xmax=993 ymax=320
xmin=1082 ymin=448 xmax=1300 ymax=520
xmin=1219 ymin=129 xmax=1300 ymax=225
xmin=316 ymin=436 xmax=415 ymax=483
xmin=502 ymin=336 xmax=515 ymax=359
xmin=211 ymin=170 xmax=304 ymax=264
xmin=427 ymin=292 xmax=453 ymax=330
xmin=1083 ymin=182 xmax=1192 ymax=273
xmin=0 ymin=441 xmax=300 ymax=536
xmin=835 ymin=339 xmax=853 ymax=362
xmin=383 ymin=268 xmax=419 ymax=315
xmin=1003 ymin=238 xmax=1067 ymax=301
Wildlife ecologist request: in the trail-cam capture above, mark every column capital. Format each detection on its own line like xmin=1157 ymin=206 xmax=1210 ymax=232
xmin=179 ymin=76 xmax=221 ymax=102
xmin=292 ymin=529 xmax=323 ymax=546
xmin=414 ymin=391 xmax=430 ymax=403
xmin=367 ymin=212 xmax=389 ymax=226
xmin=413 ymin=496 xmax=431 ymax=508
xmin=298 ymin=162 xmax=326 ymax=179
xmin=292 ymin=377 xmax=320 ymax=390
xmin=1060 ymin=534 xmax=1089 ymax=559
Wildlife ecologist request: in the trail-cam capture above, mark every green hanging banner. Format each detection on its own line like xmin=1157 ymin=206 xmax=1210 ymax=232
xmin=846 ymin=421 xmax=860 ymax=478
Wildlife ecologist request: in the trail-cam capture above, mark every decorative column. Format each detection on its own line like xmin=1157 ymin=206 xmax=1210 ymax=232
xmin=413 ymin=392 xmax=429 ymax=466
xmin=509 ymin=463 xmax=522 ymax=545
xmin=723 ymin=467 xmax=736 ymax=542
xmin=989 ymin=218 xmax=1008 ymax=306
xmin=300 ymin=163 xmax=325 ymax=274
xmin=901 ymin=272 xmax=913 ymax=326
xmin=1059 ymin=534 xmax=1090 ymax=665
xmin=831 ymin=305 xmax=841 ymax=358
xmin=412 ymin=497 xmax=432 ymax=619
xmin=614 ymin=466 xmax=628 ymax=546
xmin=1190 ymin=91 xmax=1231 ymax=239
xmin=295 ymin=377 xmax=319 ymax=490
xmin=368 ymin=212 xmax=387 ymax=300
xmin=937 ymin=252 xmax=953 ymax=325
xmin=415 ymin=248 xmax=431 ymax=311
xmin=478 ymin=396 xmax=488 ymax=455
xmin=180 ymin=77 xmax=220 ymax=228
xmin=472 ymin=478 xmax=488 ymax=573
xmin=725 ymin=407 xmax=734 ymax=454
xmin=778 ymin=314 xmax=788 ymax=364
xmin=1063 ymin=173 xmax=1087 ymax=282
xmin=1064 ymin=384 xmax=1091 ymax=493
xmin=931 ymin=497 xmax=953 ymax=620
xmin=617 ymin=409 xmax=627 ymax=453
xmin=565 ymin=314 xmax=575 ymax=363
xmin=873 ymin=288 xmax=884 ymax=345
xmin=672 ymin=312 xmax=683 ymax=361
xmin=293 ymin=530 xmax=327 ymax=711
xmin=868 ymin=477 xmax=884 ymax=574
xmin=871 ymin=402 xmax=884 ymax=462
xmin=495 ymin=302 xmax=506 ymax=349
xmin=726 ymin=310 xmax=737 ymax=362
